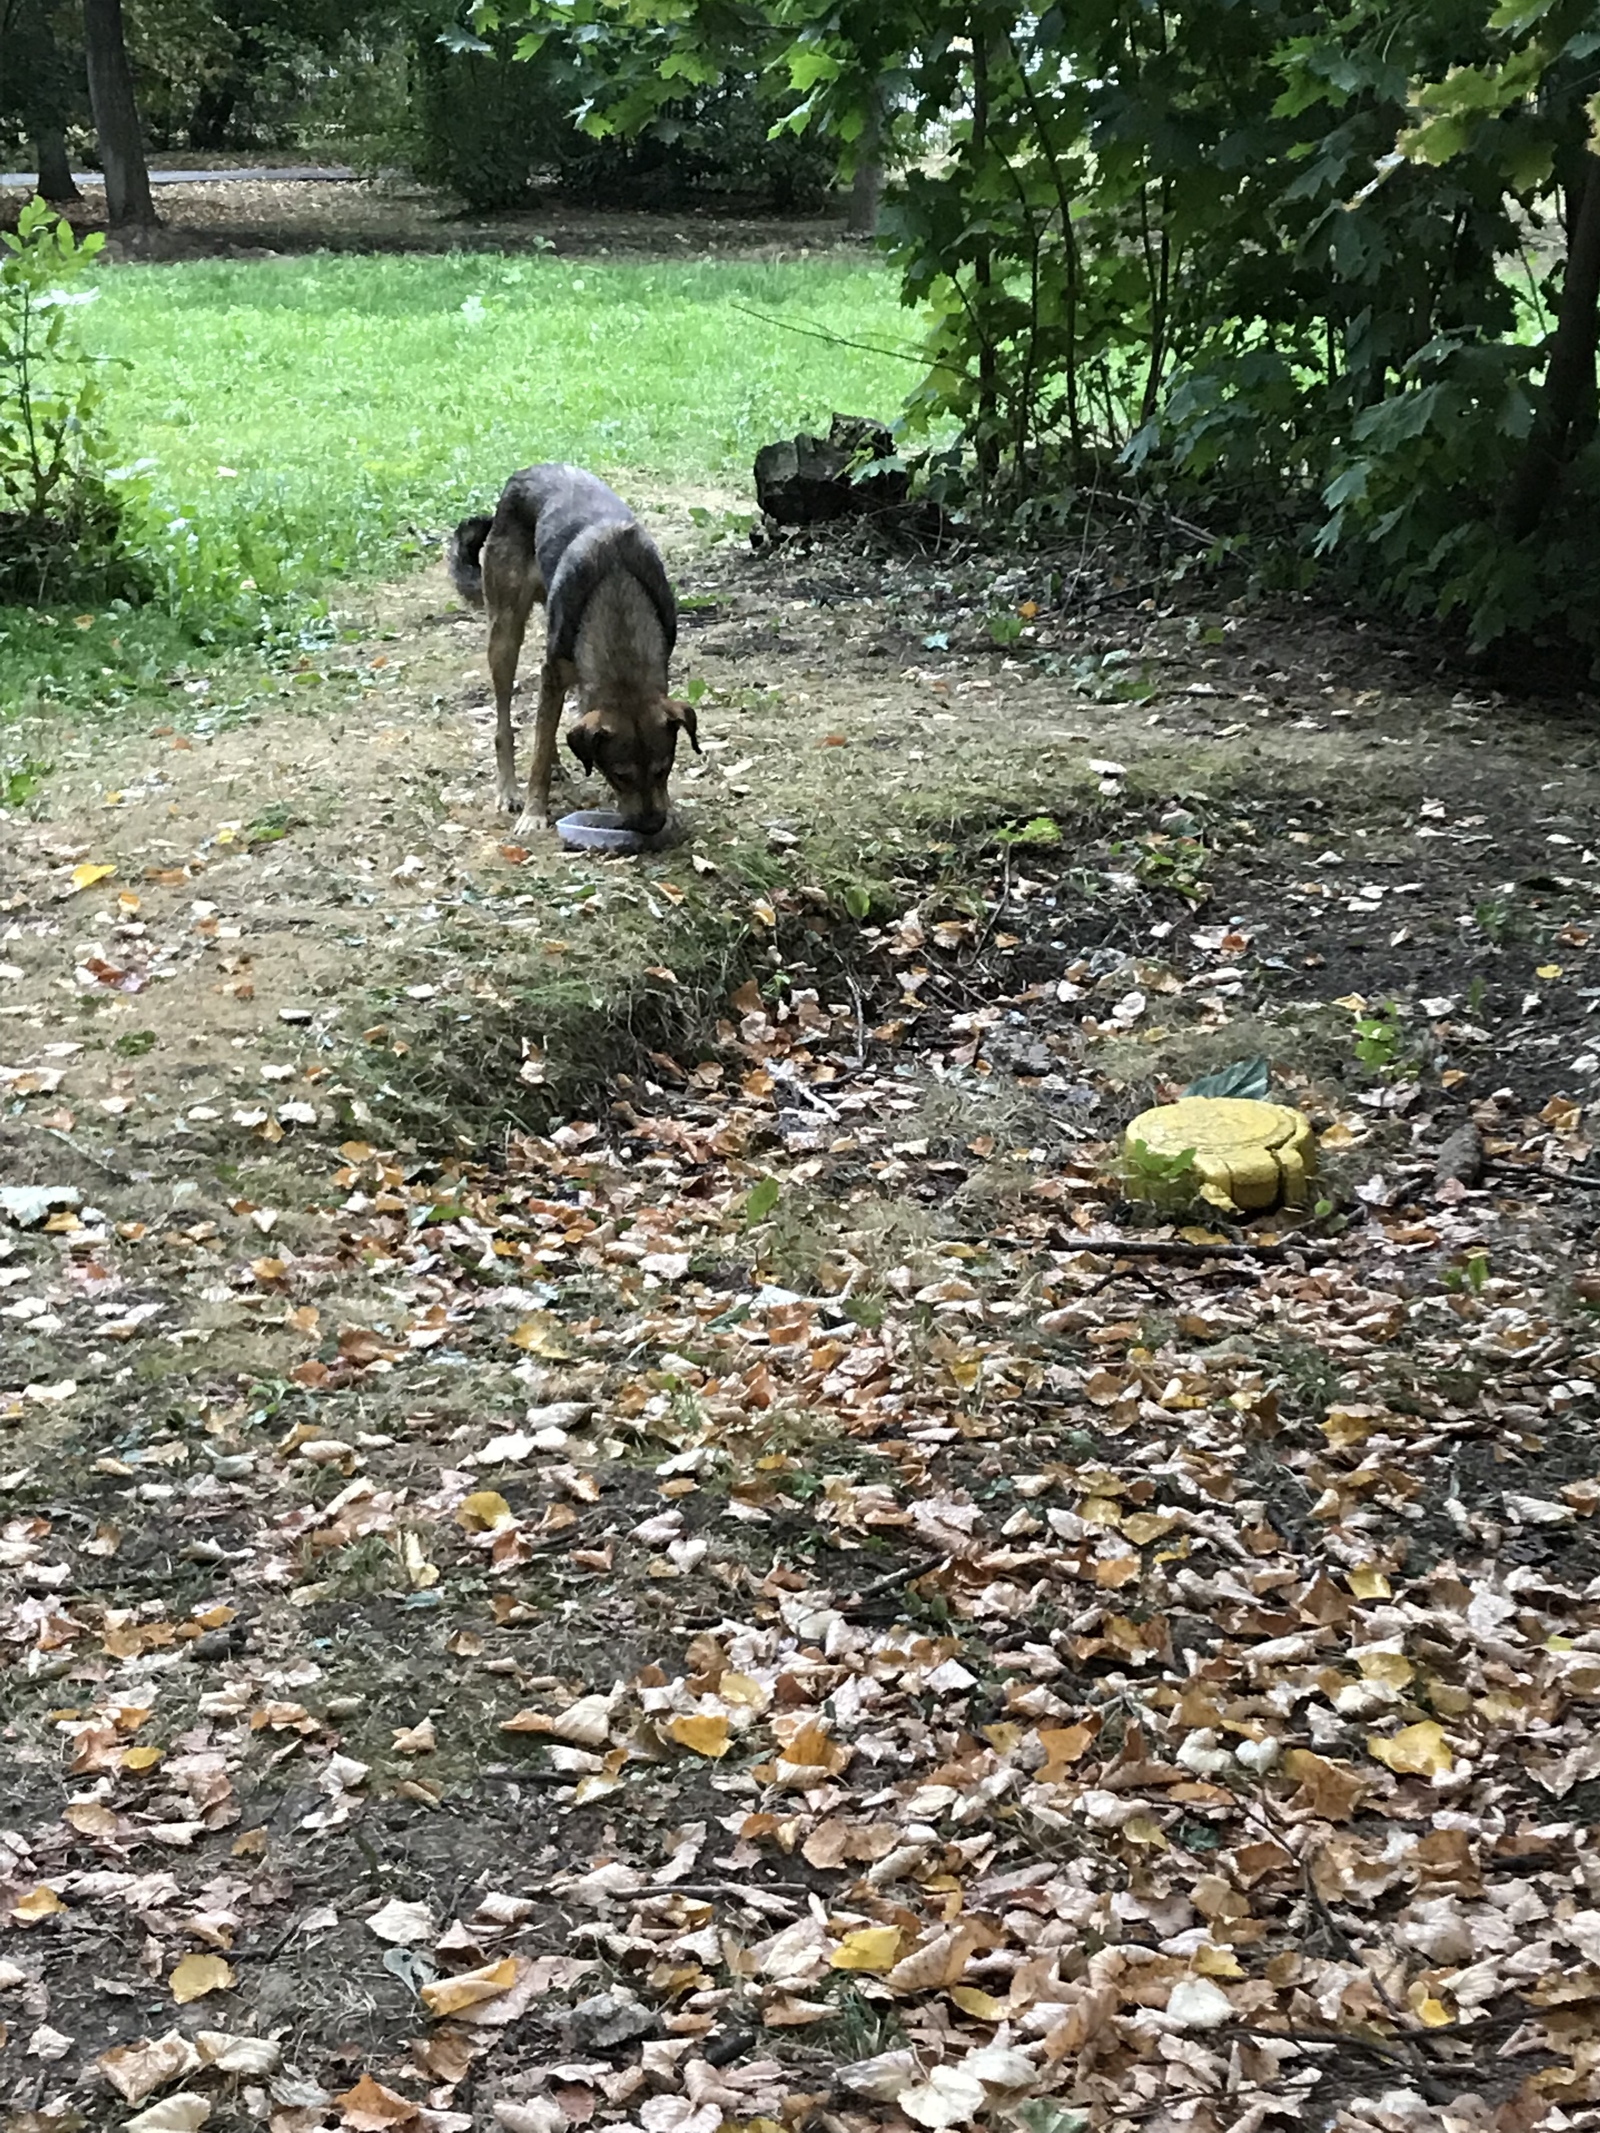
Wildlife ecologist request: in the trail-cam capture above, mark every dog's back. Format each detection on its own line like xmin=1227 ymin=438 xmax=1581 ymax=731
xmin=451 ymin=465 xmax=676 ymax=666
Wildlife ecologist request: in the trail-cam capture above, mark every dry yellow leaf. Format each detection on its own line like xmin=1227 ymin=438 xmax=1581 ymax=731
xmin=507 ymin=1315 xmax=569 ymax=1357
xmin=949 ymin=1986 xmax=1007 ymax=2019
xmin=456 ymin=1491 xmax=513 ymax=1533
xmin=123 ymin=1744 xmax=165 ymax=1772
xmin=1193 ymin=1944 xmax=1245 ymax=1979
xmin=1037 ymin=1723 xmax=1095 ymax=1783
xmin=666 ymin=1713 xmax=730 ymax=1759
xmin=1356 ymin=1650 xmax=1414 ymax=1689
xmin=170 ymin=1953 xmax=235 ymax=2004
xmin=1347 ymin=1563 xmax=1392 ymax=1599
xmin=1368 ymin=1720 xmax=1452 ymax=1779
xmin=71 ymin=861 xmax=116 ymax=892
xmin=420 ymin=1957 xmax=517 ymax=2017
xmin=830 ymin=1926 xmax=902 ymax=1973
xmin=12 ymin=1885 xmax=65 ymax=1922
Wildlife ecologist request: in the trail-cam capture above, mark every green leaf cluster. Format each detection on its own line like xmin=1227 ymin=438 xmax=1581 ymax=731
xmin=486 ymin=0 xmax=1600 ymax=667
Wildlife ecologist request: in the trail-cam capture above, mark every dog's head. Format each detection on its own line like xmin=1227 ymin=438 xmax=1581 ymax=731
xmin=568 ymin=697 xmax=699 ymax=836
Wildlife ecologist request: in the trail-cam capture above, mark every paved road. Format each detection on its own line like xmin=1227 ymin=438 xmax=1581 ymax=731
xmin=0 ymin=165 xmax=355 ymax=188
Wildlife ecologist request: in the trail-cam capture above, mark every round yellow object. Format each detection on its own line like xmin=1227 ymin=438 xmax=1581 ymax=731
xmin=1124 ymin=1096 xmax=1317 ymax=1212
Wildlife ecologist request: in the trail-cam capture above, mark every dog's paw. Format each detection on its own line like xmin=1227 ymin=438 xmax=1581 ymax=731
xmin=496 ymin=784 xmax=522 ymax=816
xmin=513 ymin=808 xmax=553 ymax=838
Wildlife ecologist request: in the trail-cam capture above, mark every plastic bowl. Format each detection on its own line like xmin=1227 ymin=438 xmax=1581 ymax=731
xmin=557 ymin=809 xmax=674 ymax=854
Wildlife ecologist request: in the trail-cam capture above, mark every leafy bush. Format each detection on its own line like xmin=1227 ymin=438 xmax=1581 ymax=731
xmin=494 ymin=0 xmax=1600 ymax=672
xmin=411 ymin=28 xmax=830 ymax=214
xmin=0 ymin=197 xmax=144 ymax=606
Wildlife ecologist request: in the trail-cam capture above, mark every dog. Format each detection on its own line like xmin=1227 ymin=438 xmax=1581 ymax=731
xmin=448 ymin=464 xmax=699 ymax=838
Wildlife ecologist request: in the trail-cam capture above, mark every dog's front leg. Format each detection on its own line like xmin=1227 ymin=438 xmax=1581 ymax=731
xmin=515 ymin=657 xmax=568 ymax=835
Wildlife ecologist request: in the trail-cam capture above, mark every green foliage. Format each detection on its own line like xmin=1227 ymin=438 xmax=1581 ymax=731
xmin=1352 ymin=1003 xmax=1406 ymax=1072
xmin=1185 ymin=1056 xmax=1271 ymax=1101
xmin=993 ymin=815 xmax=1061 ymax=849
xmin=409 ymin=17 xmax=830 ymax=213
xmin=744 ymin=1175 xmax=782 ymax=1222
xmin=1121 ymin=1137 xmax=1201 ymax=1208
xmin=489 ymin=0 xmax=1600 ymax=666
xmin=1443 ymin=1249 xmax=1491 ymax=1293
xmin=1 ymin=751 xmax=50 ymax=805
xmin=0 ymin=199 xmax=144 ymax=606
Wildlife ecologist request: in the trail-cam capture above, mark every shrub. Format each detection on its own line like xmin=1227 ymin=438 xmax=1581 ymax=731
xmin=410 ymin=31 xmax=831 ymax=214
xmin=0 ymin=197 xmax=144 ymax=606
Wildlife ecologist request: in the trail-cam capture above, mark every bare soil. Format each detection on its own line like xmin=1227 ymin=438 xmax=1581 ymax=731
xmin=1 ymin=175 xmax=859 ymax=262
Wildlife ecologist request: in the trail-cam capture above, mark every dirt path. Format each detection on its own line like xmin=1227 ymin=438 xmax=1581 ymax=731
xmin=4 ymin=518 xmax=1600 ymax=2132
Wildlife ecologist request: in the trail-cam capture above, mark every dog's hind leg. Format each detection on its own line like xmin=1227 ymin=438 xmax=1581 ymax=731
xmin=484 ymin=548 xmax=542 ymax=816
xmin=515 ymin=654 xmax=571 ymax=836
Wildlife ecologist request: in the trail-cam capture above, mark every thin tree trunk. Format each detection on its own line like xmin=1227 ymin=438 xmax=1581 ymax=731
xmin=969 ymin=20 xmax=999 ymax=487
xmin=1504 ymin=149 xmax=1600 ymax=541
xmin=82 ymin=0 xmax=158 ymax=231
xmin=846 ymin=107 xmax=882 ymax=238
xmin=33 ymin=125 xmax=81 ymax=203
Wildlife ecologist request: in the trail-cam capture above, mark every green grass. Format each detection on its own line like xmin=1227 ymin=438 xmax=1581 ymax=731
xmin=1 ymin=250 xmax=913 ymax=733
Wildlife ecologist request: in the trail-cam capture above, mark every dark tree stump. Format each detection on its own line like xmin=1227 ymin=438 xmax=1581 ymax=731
xmin=754 ymin=414 xmax=908 ymax=525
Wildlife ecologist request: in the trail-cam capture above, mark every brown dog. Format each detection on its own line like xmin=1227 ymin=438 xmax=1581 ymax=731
xmin=448 ymin=464 xmax=699 ymax=837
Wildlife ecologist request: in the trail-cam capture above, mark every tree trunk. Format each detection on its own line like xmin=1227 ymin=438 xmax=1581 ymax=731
xmin=846 ymin=108 xmax=882 ymax=238
xmin=969 ymin=22 xmax=999 ymax=487
xmin=33 ymin=125 xmax=81 ymax=203
xmin=1504 ymin=149 xmax=1600 ymax=541
xmin=189 ymin=82 xmax=238 ymax=153
xmin=82 ymin=0 xmax=158 ymax=231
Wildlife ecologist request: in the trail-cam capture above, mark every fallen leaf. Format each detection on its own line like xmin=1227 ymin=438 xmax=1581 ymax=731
xmin=336 ymin=2073 xmax=422 ymax=2128
xmin=366 ymin=1898 xmax=437 ymax=1946
xmin=126 ymin=2099 xmax=211 ymax=2133
xmin=457 ymin=1490 xmax=514 ymax=1533
xmin=420 ymin=1957 xmax=518 ymax=2017
xmin=831 ymin=1926 xmax=902 ymax=1973
xmin=666 ymin=1712 xmax=730 ymax=1759
xmin=1369 ymin=1720 xmax=1454 ymax=1779
xmin=11 ymin=1886 xmax=64 ymax=1923
xmin=169 ymin=1953 xmax=235 ymax=2004
xmin=99 ymin=2032 xmax=201 ymax=2103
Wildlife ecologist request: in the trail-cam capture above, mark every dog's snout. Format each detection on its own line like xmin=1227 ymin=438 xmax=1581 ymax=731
xmin=628 ymin=809 xmax=668 ymax=837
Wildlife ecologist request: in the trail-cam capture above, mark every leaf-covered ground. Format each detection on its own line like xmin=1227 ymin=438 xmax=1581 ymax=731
xmin=5 ymin=518 xmax=1600 ymax=2133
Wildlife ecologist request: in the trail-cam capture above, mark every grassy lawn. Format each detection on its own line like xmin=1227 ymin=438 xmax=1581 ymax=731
xmin=0 ymin=250 xmax=912 ymax=737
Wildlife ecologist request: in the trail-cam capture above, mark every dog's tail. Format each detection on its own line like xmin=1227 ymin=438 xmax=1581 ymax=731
xmin=446 ymin=514 xmax=493 ymax=608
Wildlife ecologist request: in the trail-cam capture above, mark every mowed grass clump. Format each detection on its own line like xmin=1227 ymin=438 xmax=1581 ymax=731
xmin=1 ymin=250 xmax=910 ymax=727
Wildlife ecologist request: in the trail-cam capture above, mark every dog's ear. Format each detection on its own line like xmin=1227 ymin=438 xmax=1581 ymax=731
xmin=567 ymin=713 xmax=607 ymax=775
xmin=665 ymin=699 xmax=701 ymax=754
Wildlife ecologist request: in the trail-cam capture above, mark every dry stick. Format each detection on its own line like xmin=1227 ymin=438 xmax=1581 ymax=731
xmin=1052 ymin=1233 xmax=1334 ymax=1265
xmin=965 ymin=843 xmax=1012 ymax=965
xmin=645 ymin=1879 xmax=813 ymax=1904
xmin=844 ymin=1553 xmax=948 ymax=1604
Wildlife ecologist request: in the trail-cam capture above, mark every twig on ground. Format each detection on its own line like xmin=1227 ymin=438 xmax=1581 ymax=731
xmin=1054 ymin=1232 xmax=1334 ymax=1264
xmin=27 ymin=1121 xmax=133 ymax=1181
xmin=842 ymin=1554 xmax=947 ymax=1604
xmin=967 ymin=844 xmax=1012 ymax=965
